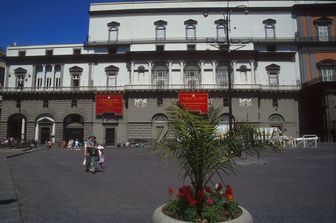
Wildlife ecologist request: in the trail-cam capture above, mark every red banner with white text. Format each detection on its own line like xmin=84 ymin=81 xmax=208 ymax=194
xmin=178 ymin=92 xmax=208 ymax=114
xmin=96 ymin=95 xmax=123 ymax=117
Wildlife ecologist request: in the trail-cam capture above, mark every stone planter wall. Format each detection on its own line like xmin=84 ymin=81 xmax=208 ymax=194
xmin=153 ymin=204 xmax=254 ymax=223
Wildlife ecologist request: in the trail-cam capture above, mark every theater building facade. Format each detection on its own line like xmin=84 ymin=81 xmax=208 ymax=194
xmin=1 ymin=0 xmax=333 ymax=145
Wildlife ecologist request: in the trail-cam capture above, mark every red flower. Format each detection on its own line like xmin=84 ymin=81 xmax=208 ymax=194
xmin=225 ymin=185 xmax=234 ymax=201
xmin=205 ymin=185 xmax=212 ymax=194
xmin=225 ymin=185 xmax=233 ymax=196
xmin=186 ymin=193 xmax=197 ymax=206
xmin=168 ymin=186 xmax=174 ymax=196
xmin=207 ymin=197 xmax=214 ymax=205
xmin=197 ymin=190 xmax=206 ymax=200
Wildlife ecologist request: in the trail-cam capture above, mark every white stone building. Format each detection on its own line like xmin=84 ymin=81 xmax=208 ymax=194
xmin=1 ymin=0 xmax=333 ymax=145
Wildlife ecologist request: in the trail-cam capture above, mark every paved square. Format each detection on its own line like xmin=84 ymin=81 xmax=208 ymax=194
xmin=6 ymin=146 xmax=336 ymax=223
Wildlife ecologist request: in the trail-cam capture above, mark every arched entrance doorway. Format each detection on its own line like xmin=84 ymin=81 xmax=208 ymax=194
xmin=7 ymin=114 xmax=27 ymax=142
xmin=152 ymin=113 xmax=168 ymax=142
xmin=35 ymin=115 xmax=55 ymax=144
xmin=268 ymin=113 xmax=284 ymax=131
xmin=63 ymin=114 xmax=84 ymax=143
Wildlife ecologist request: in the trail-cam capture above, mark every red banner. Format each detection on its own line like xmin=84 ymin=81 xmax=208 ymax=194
xmin=178 ymin=92 xmax=208 ymax=114
xmin=96 ymin=95 xmax=123 ymax=116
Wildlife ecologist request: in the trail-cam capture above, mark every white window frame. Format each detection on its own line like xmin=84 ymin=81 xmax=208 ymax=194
xmin=317 ymin=25 xmax=329 ymax=42
xmin=71 ymin=73 xmax=80 ymax=87
xmin=108 ymin=26 xmax=118 ymax=42
xmin=216 ymin=24 xmax=226 ymax=41
xmin=186 ymin=25 xmax=196 ymax=40
xmin=265 ymin=24 xmax=275 ymax=39
xmin=107 ymin=72 xmax=117 ymax=87
xmin=156 ymin=25 xmax=166 ymax=41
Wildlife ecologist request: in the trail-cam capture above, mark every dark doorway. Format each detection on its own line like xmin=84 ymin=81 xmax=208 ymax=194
xmin=105 ymin=128 xmax=115 ymax=146
xmin=63 ymin=114 xmax=84 ymax=143
xmin=64 ymin=128 xmax=84 ymax=143
xmin=7 ymin=114 xmax=26 ymax=141
xmin=40 ymin=127 xmax=51 ymax=144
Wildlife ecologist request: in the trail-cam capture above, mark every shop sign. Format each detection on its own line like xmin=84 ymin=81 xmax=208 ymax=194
xmin=96 ymin=95 xmax=123 ymax=117
xmin=178 ymin=92 xmax=208 ymax=114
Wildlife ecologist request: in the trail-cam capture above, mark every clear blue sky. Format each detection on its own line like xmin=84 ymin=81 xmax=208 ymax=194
xmin=0 ymin=0 xmax=145 ymax=50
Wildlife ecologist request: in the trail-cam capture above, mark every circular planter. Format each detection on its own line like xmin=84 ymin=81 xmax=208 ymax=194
xmin=153 ymin=204 xmax=253 ymax=223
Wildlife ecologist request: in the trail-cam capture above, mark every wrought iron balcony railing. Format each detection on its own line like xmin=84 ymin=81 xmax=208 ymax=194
xmin=302 ymin=75 xmax=336 ymax=88
xmin=85 ymin=36 xmax=297 ymax=46
xmin=0 ymin=84 xmax=300 ymax=94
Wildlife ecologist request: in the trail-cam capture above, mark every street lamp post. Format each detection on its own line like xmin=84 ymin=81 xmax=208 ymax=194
xmin=17 ymin=82 xmax=23 ymax=145
xmin=223 ymin=3 xmax=248 ymax=132
xmin=224 ymin=11 xmax=233 ymax=132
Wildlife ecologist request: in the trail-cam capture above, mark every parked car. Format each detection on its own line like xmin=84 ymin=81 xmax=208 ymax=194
xmin=293 ymin=134 xmax=318 ymax=147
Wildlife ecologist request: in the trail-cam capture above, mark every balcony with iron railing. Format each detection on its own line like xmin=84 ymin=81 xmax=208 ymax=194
xmin=296 ymin=36 xmax=336 ymax=45
xmin=302 ymin=75 xmax=336 ymax=88
xmin=85 ymin=36 xmax=297 ymax=46
xmin=0 ymin=83 xmax=300 ymax=94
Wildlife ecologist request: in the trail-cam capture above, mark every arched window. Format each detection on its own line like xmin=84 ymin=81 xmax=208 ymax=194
xmin=152 ymin=63 xmax=168 ymax=86
xmin=184 ymin=62 xmax=200 ymax=87
xmin=216 ymin=63 xmax=229 ymax=85
xmin=268 ymin=113 xmax=284 ymax=130
xmin=152 ymin=63 xmax=168 ymax=79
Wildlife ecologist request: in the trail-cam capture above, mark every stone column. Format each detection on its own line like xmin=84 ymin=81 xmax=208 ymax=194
xmin=52 ymin=122 xmax=56 ymax=143
xmin=51 ymin=64 xmax=55 ymax=88
xmin=200 ymin=60 xmax=204 ymax=85
xmin=168 ymin=61 xmax=172 ymax=86
xmin=232 ymin=60 xmax=237 ymax=86
xmin=21 ymin=118 xmax=25 ymax=142
xmin=43 ymin=65 xmax=46 ymax=88
xmin=212 ymin=60 xmax=216 ymax=84
xmin=88 ymin=63 xmax=93 ymax=88
xmin=250 ymin=60 xmax=256 ymax=84
xmin=180 ymin=61 xmax=184 ymax=85
xmin=60 ymin=64 xmax=64 ymax=89
xmin=130 ymin=61 xmax=135 ymax=85
xmin=148 ymin=61 xmax=152 ymax=85
xmin=5 ymin=65 xmax=9 ymax=88
xmin=35 ymin=122 xmax=39 ymax=142
xmin=31 ymin=65 xmax=36 ymax=88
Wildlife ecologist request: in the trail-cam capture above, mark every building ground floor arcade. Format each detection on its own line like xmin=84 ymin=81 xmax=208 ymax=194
xmin=0 ymin=90 xmax=299 ymax=146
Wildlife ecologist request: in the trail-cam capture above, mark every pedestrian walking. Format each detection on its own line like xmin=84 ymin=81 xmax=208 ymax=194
xmin=97 ymin=144 xmax=105 ymax=170
xmin=84 ymin=136 xmax=97 ymax=174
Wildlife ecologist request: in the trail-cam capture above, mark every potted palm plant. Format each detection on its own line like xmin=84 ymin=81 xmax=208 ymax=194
xmin=153 ymin=103 xmax=283 ymax=223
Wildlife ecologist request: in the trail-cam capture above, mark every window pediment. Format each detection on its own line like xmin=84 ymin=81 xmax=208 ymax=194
xmin=317 ymin=59 xmax=336 ymax=67
xmin=69 ymin=66 xmax=83 ymax=73
xmin=313 ymin=17 xmax=332 ymax=25
xmin=14 ymin=67 xmax=27 ymax=74
xmin=105 ymin=65 xmax=119 ymax=72
xmin=107 ymin=21 xmax=120 ymax=27
xmin=266 ymin=64 xmax=280 ymax=71
xmin=154 ymin=20 xmax=167 ymax=26
xmin=215 ymin=19 xmax=227 ymax=25
xmin=184 ymin=19 xmax=197 ymax=25
xmin=263 ymin=18 xmax=276 ymax=25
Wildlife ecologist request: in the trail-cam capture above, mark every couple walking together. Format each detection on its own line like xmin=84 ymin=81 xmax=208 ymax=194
xmin=84 ymin=136 xmax=104 ymax=174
